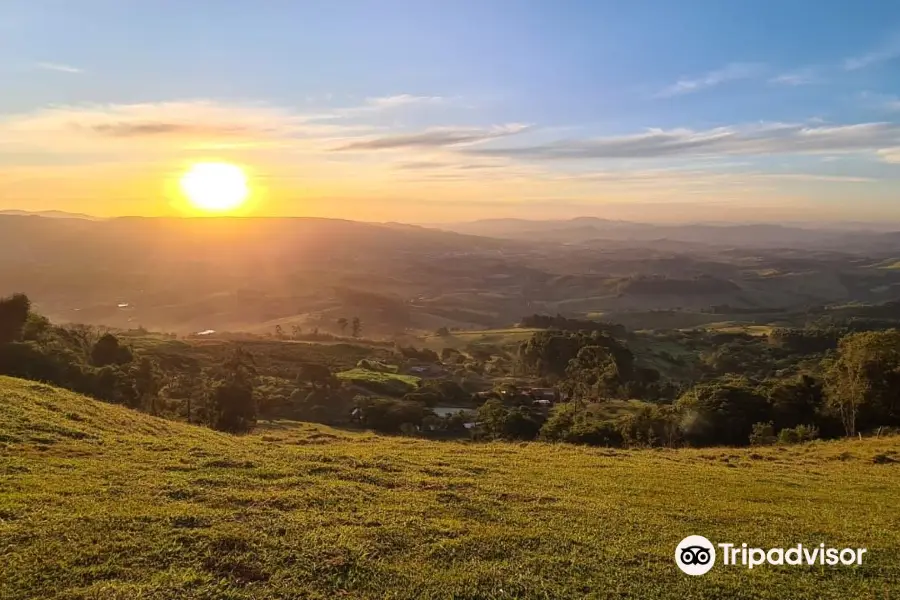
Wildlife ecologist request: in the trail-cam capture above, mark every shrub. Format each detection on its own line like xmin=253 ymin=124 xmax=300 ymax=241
xmin=778 ymin=424 xmax=819 ymax=444
xmin=749 ymin=421 xmax=777 ymax=446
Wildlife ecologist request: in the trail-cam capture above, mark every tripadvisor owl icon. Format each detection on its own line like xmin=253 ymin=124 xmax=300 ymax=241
xmin=675 ymin=535 xmax=716 ymax=575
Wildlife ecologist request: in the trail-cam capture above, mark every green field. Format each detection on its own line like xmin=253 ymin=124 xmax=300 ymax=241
xmin=1 ymin=376 xmax=899 ymax=599
xmin=703 ymin=322 xmax=776 ymax=336
xmin=419 ymin=328 xmax=541 ymax=350
xmin=336 ymin=368 xmax=422 ymax=388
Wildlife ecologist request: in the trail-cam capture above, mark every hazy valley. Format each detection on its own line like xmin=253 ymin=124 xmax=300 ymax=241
xmin=5 ymin=214 xmax=900 ymax=338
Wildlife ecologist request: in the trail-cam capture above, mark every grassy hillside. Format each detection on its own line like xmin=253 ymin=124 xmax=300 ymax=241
xmin=1 ymin=376 xmax=899 ymax=599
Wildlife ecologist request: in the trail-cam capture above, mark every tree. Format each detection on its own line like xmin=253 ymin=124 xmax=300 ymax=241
xmin=676 ymin=376 xmax=770 ymax=446
xmin=519 ymin=331 xmax=584 ymax=377
xmin=274 ymin=325 xmax=285 ymax=339
xmin=132 ymin=356 xmax=162 ymax=414
xmin=353 ymin=397 xmax=431 ymax=433
xmin=164 ymin=371 xmax=208 ymax=424
xmin=503 ymin=406 xmax=543 ymax=440
xmin=219 ymin=346 xmax=257 ymax=386
xmin=90 ymin=333 xmax=133 ymax=367
xmin=351 ymin=317 xmax=362 ymax=338
xmin=767 ymin=374 xmax=823 ymax=431
xmin=563 ymin=345 xmax=622 ymax=400
xmin=337 ymin=318 xmax=349 ymax=336
xmin=60 ymin=324 xmax=102 ymax=362
xmin=475 ymin=399 xmax=544 ymax=440
xmin=21 ymin=312 xmax=52 ymax=342
xmin=291 ymin=325 xmax=303 ymax=340
xmin=296 ymin=363 xmax=334 ymax=389
xmin=290 ymin=386 xmax=349 ymax=424
xmin=476 ymin=399 xmax=508 ymax=437
xmin=616 ymin=404 xmax=681 ymax=447
xmin=207 ymin=347 xmax=258 ymax=433
xmin=90 ymin=365 xmax=136 ymax=405
xmin=825 ymin=330 xmax=900 ymax=436
xmin=210 ymin=380 xmax=256 ymax=433
xmin=0 ymin=293 xmax=30 ymax=344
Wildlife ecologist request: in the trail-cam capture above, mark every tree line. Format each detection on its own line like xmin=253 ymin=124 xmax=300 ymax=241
xmin=0 ymin=294 xmax=258 ymax=433
xmin=4 ymin=292 xmax=900 ymax=446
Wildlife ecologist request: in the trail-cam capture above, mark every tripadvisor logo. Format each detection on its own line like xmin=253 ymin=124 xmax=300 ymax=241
xmin=675 ymin=535 xmax=716 ymax=575
xmin=675 ymin=536 xmax=867 ymax=575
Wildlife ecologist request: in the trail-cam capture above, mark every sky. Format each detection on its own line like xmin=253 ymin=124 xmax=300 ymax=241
xmin=2 ymin=0 xmax=900 ymax=223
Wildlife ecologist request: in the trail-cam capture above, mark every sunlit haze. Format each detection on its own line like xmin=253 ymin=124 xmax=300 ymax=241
xmin=2 ymin=1 xmax=900 ymax=223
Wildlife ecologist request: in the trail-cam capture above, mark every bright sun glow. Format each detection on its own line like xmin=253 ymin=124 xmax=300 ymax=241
xmin=180 ymin=163 xmax=249 ymax=212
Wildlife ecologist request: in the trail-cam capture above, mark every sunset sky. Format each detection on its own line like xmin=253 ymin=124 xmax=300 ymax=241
xmin=3 ymin=0 xmax=900 ymax=223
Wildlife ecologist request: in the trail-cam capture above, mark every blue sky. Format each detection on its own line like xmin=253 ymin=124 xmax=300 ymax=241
xmin=2 ymin=0 xmax=900 ymax=222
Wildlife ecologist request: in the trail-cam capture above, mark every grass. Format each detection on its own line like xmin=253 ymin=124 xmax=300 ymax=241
xmin=419 ymin=328 xmax=541 ymax=350
xmin=704 ymin=322 xmax=775 ymax=337
xmin=1 ymin=376 xmax=899 ymax=599
xmin=138 ymin=338 xmax=394 ymax=379
xmin=335 ymin=368 xmax=421 ymax=393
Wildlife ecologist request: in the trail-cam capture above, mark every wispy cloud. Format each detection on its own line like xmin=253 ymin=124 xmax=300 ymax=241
xmin=364 ymin=94 xmax=445 ymax=109
xmin=3 ymin=101 xmax=300 ymax=138
xmin=469 ymin=122 xmax=900 ymax=160
xmin=843 ymin=35 xmax=900 ymax=70
xmin=395 ymin=159 xmax=507 ymax=171
xmin=0 ymin=100 xmax=372 ymax=155
xmin=769 ymin=67 xmax=819 ymax=86
xmin=85 ymin=122 xmax=258 ymax=138
xmin=35 ymin=62 xmax=83 ymax=74
xmin=336 ymin=124 xmax=529 ymax=151
xmin=318 ymin=94 xmax=449 ymax=120
xmin=657 ymin=63 xmax=763 ymax=97
xmin=877 ymin=147 xmax=900 ymax=163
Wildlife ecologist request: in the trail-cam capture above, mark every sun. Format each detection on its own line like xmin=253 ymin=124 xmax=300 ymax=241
xmin=180 ymin=162 xmax=249 ymax=212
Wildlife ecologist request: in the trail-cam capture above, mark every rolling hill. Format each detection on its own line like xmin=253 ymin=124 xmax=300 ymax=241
xmin=6 ymin=214 xmax=900 ymax=336
xmin=1 ymin=376 xmax=898 ymax=599
xmin=440 ymin=217 xmax=900 ymax=249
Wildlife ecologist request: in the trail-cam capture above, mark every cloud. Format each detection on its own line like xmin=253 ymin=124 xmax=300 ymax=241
xmin=35 ymin=62 xmax=83 ymax=74
xmin=562 ymin=168 xmax=872 ymax=185
xmin=769 ymin=68 xmax=819 ymax=86
xmin=315 ymin=94 xmax=449 ymax=120
xmin=843 ymin=36 xmax=900 ymax=70
xmin=364 ymin=94 xmax=445 ymax=109
xmin=657 ymin=63 xmax=763 ymax=97
xmin=86 ymin=122 xmax=261 ymax=137
xmin=394 ymin=160 xmax=452 ymax=170
xmin=878 ymin=148 xmax=900 ymax=163
xmin=395 ymin=159 xmax=510 ymax=170
xmin=763 ymin=173 xmax=873 ymax=183
xmin=335 ymin=123 xmax=530 ymax=151
xmin=469 ymin=122 xmax=900 ymax=161
xmin=0 ymin=100 xmax=368 ymax=152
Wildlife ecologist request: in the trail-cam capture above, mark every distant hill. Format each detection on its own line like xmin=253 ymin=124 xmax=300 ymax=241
xmin=440 ymin=217 xmax=900 ymax=249
xmin=0 ymin=215 xmax=529 ymax=333
xmin=4 ymin=213 xmax=900 ymax=333
xmin=0 ymin=209 xmax=100 ymax=220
